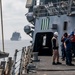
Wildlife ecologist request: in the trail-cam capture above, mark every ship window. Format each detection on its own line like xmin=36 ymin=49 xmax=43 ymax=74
xmin=63 ymin=21 xmax=68 ymax=30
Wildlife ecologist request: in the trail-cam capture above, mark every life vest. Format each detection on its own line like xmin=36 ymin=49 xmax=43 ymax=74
xmin=52 ymin=36 xmax=59 ymax=48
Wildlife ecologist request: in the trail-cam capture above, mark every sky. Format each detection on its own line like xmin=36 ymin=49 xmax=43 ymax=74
xmin=0 ymin=0 xmax=32 ymax=40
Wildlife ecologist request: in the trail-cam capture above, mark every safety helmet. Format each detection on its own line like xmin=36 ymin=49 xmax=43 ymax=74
xmin=54 ymin=32 xmax=58 ymax=36
xmin=70 ymin=31 xmax=74 ymax=36
xmin=69 ymin=31 xmax=74 ymax=38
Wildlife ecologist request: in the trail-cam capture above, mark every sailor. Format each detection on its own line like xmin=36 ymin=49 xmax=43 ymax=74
xmin=61 ymin=32 xmax=68 ymax=61
xmin=64 ymin=32 xmax=74 ymax=66
xmin=52 ymin=32 xmax=62 ymax=65
xmin=71 ymin=31 xmax=75 ymax=57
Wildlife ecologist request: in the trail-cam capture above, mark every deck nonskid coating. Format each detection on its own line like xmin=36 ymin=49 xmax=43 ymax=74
xmin=28 ymin=56 xmax=75 ymax=75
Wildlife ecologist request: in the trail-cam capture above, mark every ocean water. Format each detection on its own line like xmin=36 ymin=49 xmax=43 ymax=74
xmin=0 ymin=40 xmax=31 ymax=60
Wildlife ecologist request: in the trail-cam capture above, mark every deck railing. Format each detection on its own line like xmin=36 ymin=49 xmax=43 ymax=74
xmin=0 ymin=45 xmax=38 ymax=75
xmin=9 ymin=45 xmax=34 ymax=75
xmin=33 ymin=0 xmax=75 ymax=17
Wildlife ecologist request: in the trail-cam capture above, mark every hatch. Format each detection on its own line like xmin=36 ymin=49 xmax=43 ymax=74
xmin=33 ymin=32 xmax=53 ymax=56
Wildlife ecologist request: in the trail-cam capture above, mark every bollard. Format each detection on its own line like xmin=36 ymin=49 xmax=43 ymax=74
xmin=32 ymin=52 xmax=40 ymax=62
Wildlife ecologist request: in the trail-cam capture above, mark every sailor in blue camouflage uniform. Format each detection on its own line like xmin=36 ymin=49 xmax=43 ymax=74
xmin=64 ymin=32 xmax=74 ymax=66
xmin=61 ymin=32 xmax=68 ymax=61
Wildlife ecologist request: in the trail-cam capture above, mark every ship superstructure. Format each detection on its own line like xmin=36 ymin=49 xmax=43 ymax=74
xmin=25 ymin=0 xmax=75 ymax=56
xmin=1 ymin=0 xmax=75 ymax=75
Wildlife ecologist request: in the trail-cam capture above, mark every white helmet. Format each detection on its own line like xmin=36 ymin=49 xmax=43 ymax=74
xmin=54 ymin=32 xmax=58 ymax=36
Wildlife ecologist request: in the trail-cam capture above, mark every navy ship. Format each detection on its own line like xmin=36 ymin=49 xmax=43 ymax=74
xmin=10 ymin=32 xmax=21 ymax=41
xmin=1 ymin=0 xmax=75 ymax=75
xmin=24 ymin=0 xmax=75 ymax=56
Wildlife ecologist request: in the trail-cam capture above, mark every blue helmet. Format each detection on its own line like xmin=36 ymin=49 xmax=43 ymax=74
xmin=69 ymin=31 xmax=74 ymax=38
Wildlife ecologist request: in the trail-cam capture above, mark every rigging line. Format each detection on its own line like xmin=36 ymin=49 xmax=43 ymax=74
xmin=16 ymin=59 xmax=20 ymax=63
xmin=36 ymin=68 xmax=75 ymax=71
xmin=0 ymin=0 xmax=5 ymax=52
xmin=15 ymin=63 xmax=20 ymax=69
xmin=15 ymin=69 xmax=19 ymax=75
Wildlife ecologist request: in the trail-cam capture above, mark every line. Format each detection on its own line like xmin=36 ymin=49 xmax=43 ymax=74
xmin=36 ymin=69 xmax=75 ymax=71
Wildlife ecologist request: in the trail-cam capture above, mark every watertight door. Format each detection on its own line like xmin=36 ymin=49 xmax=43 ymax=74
xmin=33 ymin=32 xmax=53 ymax=56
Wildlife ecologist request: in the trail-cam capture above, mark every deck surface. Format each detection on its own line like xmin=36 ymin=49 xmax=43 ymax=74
xmin=28 ymin=56 xmax=75 ymax=75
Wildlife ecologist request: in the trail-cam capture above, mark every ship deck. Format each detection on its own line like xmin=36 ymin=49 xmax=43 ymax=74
xmin=28 ymin=56 xmax=75 ymax=75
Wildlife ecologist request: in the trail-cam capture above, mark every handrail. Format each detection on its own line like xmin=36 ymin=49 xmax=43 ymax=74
xmin=33 ymin=0 xmax=75 ymax=17
xmin=7 ymin=45 xmax=33 ymax=75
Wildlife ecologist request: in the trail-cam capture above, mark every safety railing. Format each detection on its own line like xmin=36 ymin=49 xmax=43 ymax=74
xmin=33 ymin=0 xmax=75 ymax=17
xmin=9 ymin=45 xmax=34 ymax=75
xmin=2 ymin=45 xmax=38 ymax=75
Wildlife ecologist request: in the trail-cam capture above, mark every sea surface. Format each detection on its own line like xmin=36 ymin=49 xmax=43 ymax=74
xmin=0 ymin=40 xmax=31 ymax=61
